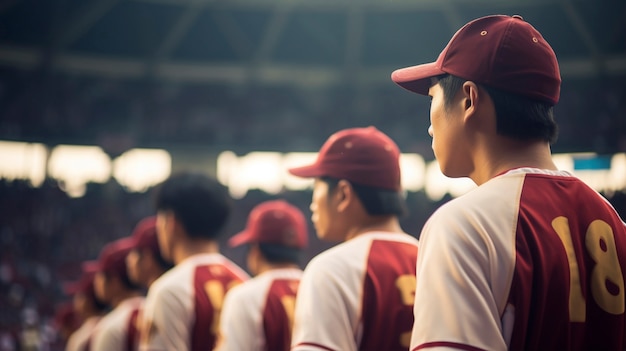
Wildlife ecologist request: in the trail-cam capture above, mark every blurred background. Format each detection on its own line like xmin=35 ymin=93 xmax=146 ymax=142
xmin=0 ymin=0 xmax=625 ymax=349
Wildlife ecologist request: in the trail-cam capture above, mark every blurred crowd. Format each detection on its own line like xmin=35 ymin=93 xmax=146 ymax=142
xmin=0 ymin=68 xmax=624 ymax=158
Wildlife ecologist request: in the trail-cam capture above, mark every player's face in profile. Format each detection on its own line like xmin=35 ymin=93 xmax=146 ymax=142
xmin=310 ymin=178 xmax=330 ymax=240
xmin=155 ymin=211 xmax=172 ymax=262
xmin=73 ymin=292 xmax=86 ymax=317
xmin=93 ymin=271 xmax=107 ymax=302
xmin=126 ymin=249 xmax=141 ymax=286
xmin=245 ymin=245 xmax=260 ymax=276
xmin=310 ymin=178 xmax=342 ymax=241
xmin=428 ymin=81 xmax=466 ymax=177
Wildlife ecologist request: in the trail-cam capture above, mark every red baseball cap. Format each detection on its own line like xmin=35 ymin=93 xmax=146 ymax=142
xmin=128 ymin=216 xmax=162 ymax=258
xmin=94 ymin=238 xmax=134 ymax=278
xmin=53 ymin=302 xmax=79 ymax=331
xmin=391 ymin=15 xmax=561 ymax=105
xmin=228 ymin=200 xmax=308 ymax=249
xmin=288 ymin=126 xmax=401 ymax=191
xmin=63 ymin=260 xmax=101 ymax=305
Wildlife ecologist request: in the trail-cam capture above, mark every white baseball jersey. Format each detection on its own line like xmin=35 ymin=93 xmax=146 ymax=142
xmin=139 ymin=253 xmax=249 ymax=351
xmin=217 ymin=268 xmax=303 ymax=351
xmin=292 ymin=231 xmax=419 ymax=351
xmin=410 ymin=168 xmax=626 ymax=351
xmin=89 ymin=296 xmax=143 ymax=351
xmin=65 ymin=316 xmax=100 ymax=351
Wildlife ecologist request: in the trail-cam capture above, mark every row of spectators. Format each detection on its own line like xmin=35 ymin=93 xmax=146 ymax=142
xmin=0 ymin=68 xmax=625 ymax=157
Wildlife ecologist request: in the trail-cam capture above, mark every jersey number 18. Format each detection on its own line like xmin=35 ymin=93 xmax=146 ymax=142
xmin=552 ymin=217 xmax=625 ymax=322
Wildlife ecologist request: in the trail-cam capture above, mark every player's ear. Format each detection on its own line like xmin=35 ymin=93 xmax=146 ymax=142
xmin=157 ymin=210 xmax=176 ymax=236
xmin=169 ymin=212 xmax=188 ymax=238
xmin=462 ymin=81 xmax=479 ymax=108
xmin=246 ymin=244 xmax=260 ymax=275
xmin=461 ymin=81 xmax=481 ymax=123
xmin=335 ymin=179 xmax=354 ymax=213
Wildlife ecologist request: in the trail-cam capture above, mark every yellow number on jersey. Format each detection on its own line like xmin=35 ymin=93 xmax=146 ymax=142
xmin=395 ymin=274 xmax=416 ymax=348
xmin=586 ymin=220 xmax=625 ymax=315
xmin=553 ymin=216 xmax=625 ymax=322
xmin=205 ymin=280 xmax=225 ymax=334
xmin=280 ymin=296 xmax=296 ymax=332
xmin=204 ymin=279 xmax=242 ymax=334
xmin=552 ymin=217 xmax=587 ymax=322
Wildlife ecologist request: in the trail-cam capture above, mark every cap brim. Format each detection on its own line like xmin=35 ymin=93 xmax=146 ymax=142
xmin=287 ymin=164 xmax=325 ymax=178
xmin=125 ymin=235 xmax=140 ymax=250
xmin=62 ymin=281 xmax=81 ymax=295
xmin=116 ymin=237 xmax=136 ymax=249
xmin=391 ymin=62 xmax=445 ymax=95
xmin=228 ymin=230 xmax=254 ymax=248
xmin=82 ymin=260 xmax=100 ymax=274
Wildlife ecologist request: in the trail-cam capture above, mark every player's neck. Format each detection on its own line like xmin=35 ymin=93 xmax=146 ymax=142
xmin=255 ymin=262 xmax=300 ymax=275
xmin=471 ymin=138 xmax=557 ymax=185
xmin=344 ymin=215 xmax=403 ymax=241
xmin=83 ymin=310 xmax=103 ymax=320
xmin=146 ymin=273 xmax=160 ymax=288
xmin=110 ymin=290 xmax=143 ymax=309
xmin=171 ymin=239 xmax=220 ymax=265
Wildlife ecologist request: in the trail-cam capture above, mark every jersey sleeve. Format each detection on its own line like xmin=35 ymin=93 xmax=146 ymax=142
xmin=291 ymin=255 xmax=358 ymax=351
xmin=139 ymin=285 xmax=190 ymax=351
xmin=409 ymin=204 xmax=510 ymax=351
xmin=216 ymin=284 xmax=261 ymax=351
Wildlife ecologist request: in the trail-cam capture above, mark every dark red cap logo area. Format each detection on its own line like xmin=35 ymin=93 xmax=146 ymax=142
xmin=228 ymin=200 xmax=308 ymax=249
xmin=287 ymin=126 xmax=402 ymax=191
xmin=391 ymin=15 xmax=561 ymax=105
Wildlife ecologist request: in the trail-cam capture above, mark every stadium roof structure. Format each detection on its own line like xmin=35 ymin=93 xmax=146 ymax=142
xmin=0 ymin=0 xmax=624 ymax=87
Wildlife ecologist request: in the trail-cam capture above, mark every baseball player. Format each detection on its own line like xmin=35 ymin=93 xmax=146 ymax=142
xmin=126 ymin=216 xmax=173 ymax=289
xmin=217 ymin=200 xmax=309 ymax=351
xmin=391 ymin=14 xmax=626 ymax=350
xmin=90 ymin=238 xmax=144 ymax=351
xmin=139 ymin=172 xmax=249 ymax=351
xmin=288 ymin=126 xmax=419 ymax=351
xmin=64 ymin=262 xmax=108 ymax=351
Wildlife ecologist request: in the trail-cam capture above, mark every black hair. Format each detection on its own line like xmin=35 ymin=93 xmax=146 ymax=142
xmin=256 ymin=242 xmax=301 ymax=265
xmin=85 ymin=290 xmax=108 ymax=313
xmin=154 ymin=172 xmax=232 ymax=240
xmin=321 ymin=177 xmax=407 ymax=217
xmin=92 ymin=295 xmax=108 ymax=312
xmin=137 ymin=247 xmax=174 ymax=272
xmin=105 ymin=269 xmax=142 ymax=292
xmin=152 ymin=248 xmax=175 ymax=271
xmin=437 ymin=74 xmax=558 ymax=143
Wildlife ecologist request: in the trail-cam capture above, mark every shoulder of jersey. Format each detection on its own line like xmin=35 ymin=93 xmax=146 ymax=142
xmin=225 ymin=276 xmax=268 ymax=302
xmin=148 ymin=263 xmax=187 ymax=293
xmin=305 ymin=240 xmax=363 ymax=272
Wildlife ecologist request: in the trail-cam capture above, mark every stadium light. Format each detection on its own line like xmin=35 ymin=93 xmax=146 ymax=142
xmin=48 ymin=145 xmax=111 ymax=198
xmin=113 ymin=149 xmax=172 ymax=192
xmin=0 ymin=141 xmax=47 ymax=187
